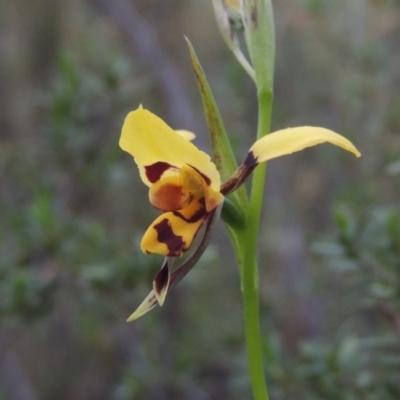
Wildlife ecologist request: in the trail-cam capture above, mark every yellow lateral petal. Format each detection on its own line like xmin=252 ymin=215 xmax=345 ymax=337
xmin=141 ymin=206 xmax=207 ymax=256
xmin=120 ymin=106 xmax=220 ymax=190
xmin=250 ymin=126 xmax=361 ymax=163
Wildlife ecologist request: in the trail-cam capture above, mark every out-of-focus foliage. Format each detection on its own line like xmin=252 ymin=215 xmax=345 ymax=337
xmin=304 ymin=196 xmax=400 ymax=398
xmin=0 ymin=0 xmax=399 ymax=399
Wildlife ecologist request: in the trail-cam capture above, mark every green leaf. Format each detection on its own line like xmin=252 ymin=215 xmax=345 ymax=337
xmin=185 ymin=37 xmax=247 ymax=210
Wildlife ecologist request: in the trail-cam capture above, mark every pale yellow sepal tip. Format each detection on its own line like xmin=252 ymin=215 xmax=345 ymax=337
xmin=153 ymin=291 xmax=167 ymax=307
xmin=153 ymin=282 xmax=169 ymax=307
xmin=175 ymin=129 xmax=196 ymax=141
xmin=250 ymin=126 xmax=361 ymax=163
xmin=126 ymin=290 xmax=157 ymax=322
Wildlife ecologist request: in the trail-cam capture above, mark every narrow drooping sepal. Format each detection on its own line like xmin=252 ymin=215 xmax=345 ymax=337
xmin=127 ymin=206 xmax=222 ymax=322
xmin=126 ymin=290 xmax=158 ymax=322
xmin=152 ymin=257 xmax=173 ymax=306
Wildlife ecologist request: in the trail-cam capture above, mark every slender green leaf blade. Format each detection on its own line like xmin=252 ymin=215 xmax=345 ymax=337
xmin=185 ymin=37 xmax=247 ymax=209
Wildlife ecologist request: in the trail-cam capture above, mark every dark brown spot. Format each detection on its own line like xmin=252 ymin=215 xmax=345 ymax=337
xmin=244 ymin=151 xmax=258 ymax=168
xmin=173 ymin=198 xmax=207 ymax=223
xmin=154 ymin=218 xmax=185 ymax=256
xmin=145 ymin=162 xmax=175 ymax=183
xmin=153 ymin=259 xmax=169 ymax=295
xmin=220 ymin=152 xmax=258 ymax=195
xmin=188 ymin=164 xmax=211 ymax=186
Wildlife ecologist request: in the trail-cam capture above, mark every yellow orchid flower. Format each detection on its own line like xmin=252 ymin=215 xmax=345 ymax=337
xmin=120 ymin=106 xmax=224 ymax=257
xmin=120 ymin=105 xmax=360 ymax=321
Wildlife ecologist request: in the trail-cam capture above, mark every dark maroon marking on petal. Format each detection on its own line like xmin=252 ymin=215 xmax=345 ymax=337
xmin=187 ymin=164 xmax=211 ymax=186
xmin=220 ymin=151 xmax=259 ymax=196
xmin=153 ymin=259 xmax=170 ymax=296
xmin=187 ymin=193 xmax=194 ymax=204
xmin=154 ymin=218 xmax=185 ymax=256
xmin=244 ymin=151 xmax=258 ymax=168
xmin=173 ymin=198 xmax=207 ymax=223
xmin=145 ymin=162 xmax=176 ymax=183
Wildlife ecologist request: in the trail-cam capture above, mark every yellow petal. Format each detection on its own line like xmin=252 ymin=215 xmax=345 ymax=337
xmin=127 ymin=290 xmax=158 ymax=322
xmin=120 ymin=106 xmax=220 ymax=190
xmin=250 ymin=126 xmax=361 ymax=163
xmin=175 ymin=129 xmax=196 ymax=141
xmin=141 ymin=202 xmax=207 ymax=256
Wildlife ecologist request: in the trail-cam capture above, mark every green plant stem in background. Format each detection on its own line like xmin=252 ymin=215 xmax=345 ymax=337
xmin=238 ymin=0 xmax=275 ymax=398
xmin=240 ymin=89 xmax=273 ymax=400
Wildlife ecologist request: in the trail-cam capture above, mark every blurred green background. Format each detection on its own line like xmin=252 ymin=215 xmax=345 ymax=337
xmin=1 ymin=0 xmax=400 ymax=399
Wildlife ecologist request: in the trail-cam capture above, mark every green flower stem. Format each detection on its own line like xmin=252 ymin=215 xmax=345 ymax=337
xmin=240 ymin=88 xmax=273 ymax=400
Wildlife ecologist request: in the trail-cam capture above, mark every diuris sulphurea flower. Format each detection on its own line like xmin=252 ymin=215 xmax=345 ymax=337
xmin=120 ymin=105 xmax=360 ymax=321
